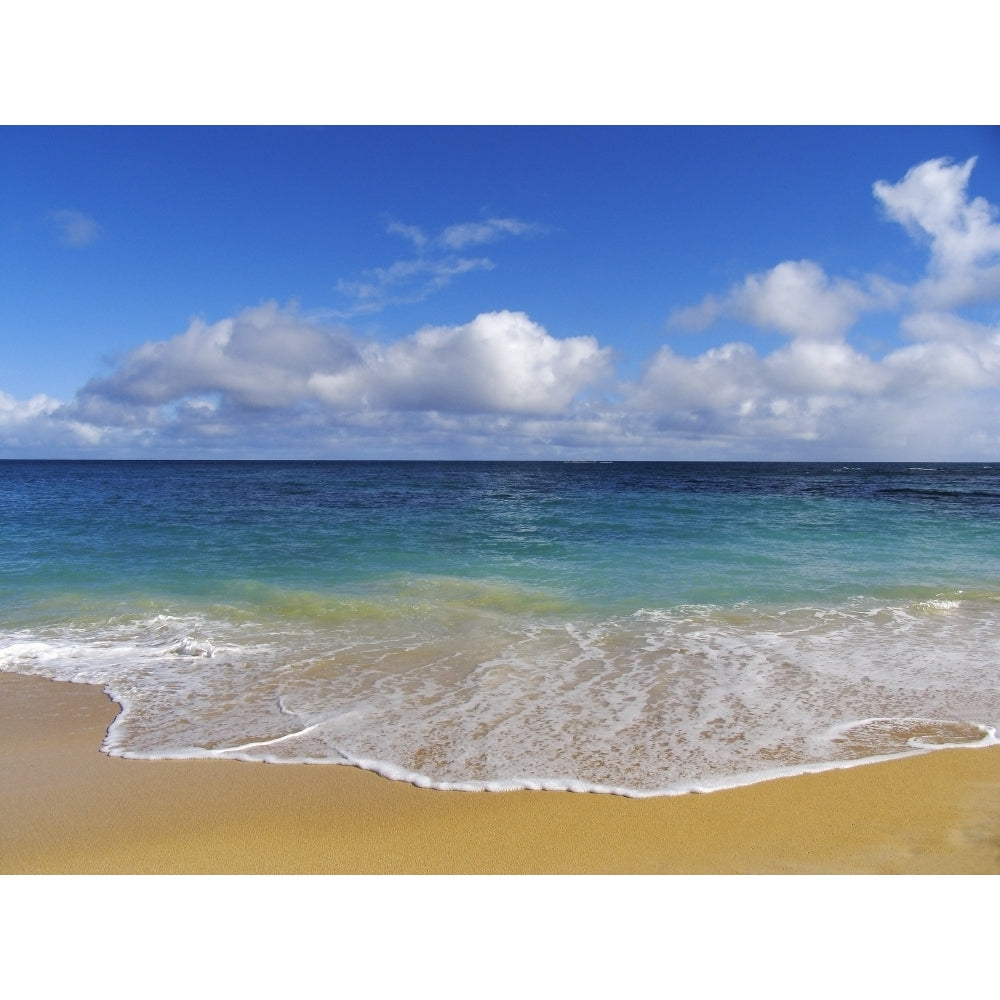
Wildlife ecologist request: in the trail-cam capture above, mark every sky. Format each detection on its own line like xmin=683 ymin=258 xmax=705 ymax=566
xmin=3 ymin=125 xmax=1000 ymax=460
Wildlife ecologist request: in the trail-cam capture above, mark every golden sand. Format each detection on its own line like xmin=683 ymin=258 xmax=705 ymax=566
xmin=3 ymin=670 xmax=1000 ymax=874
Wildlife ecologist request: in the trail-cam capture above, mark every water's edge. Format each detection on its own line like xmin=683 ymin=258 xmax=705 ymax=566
xmin=21 ymin=672 xmax=994 ymax=800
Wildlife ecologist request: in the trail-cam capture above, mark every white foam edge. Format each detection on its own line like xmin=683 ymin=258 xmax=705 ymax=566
xmin=15 ymin=669 xmax=998 ymax=800
xmin=103 ymin=718 xmax=1000 ymax=799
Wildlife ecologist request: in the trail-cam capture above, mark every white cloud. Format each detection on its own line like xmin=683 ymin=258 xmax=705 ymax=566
xmin=883 ymin=320 xmax=1000 ymax=393
xmin=63 ymin=302 xmax=611 ymax=446
xmin=631 ymin=303 xmax=1000 ymax=455
xmin=439 ymin=217 xmax=542 ymax=249
xmin=47 ymin=208 xmax=101 ymax=247
xmin=46 ymin=306 xmax=611 ymax=457
xmin=641 ymin=155 xmax=1000 ymax=457
xmin=385 ymin=220 xmax=427 ymax=248
xmin=84 ymin=301 xmax=362 ymax=409
xmin=335 ymin=214 xmax=544 ymax=316
xmin=729 ymin=260 xmax=876 ymax=341
xmin=0 ymin=389 xmax=113 ymax=450
xmin=671 ymin=259 xmax=889 ymax=341
xmin=900 ymin=310 xmax=1000 ymax=349
xmin=335 ymin=256 xmax=494 ymax=313
xmin=311 ymin=310 xmax=612 ymax=415
xmin=0 ymin=390 xmax=61 ymax=424
xmin=873 ymin=156 xmax=1000 ymax=308
xmin=671 ymin=157 xmax=998 ymax=344
xmin=8 ymin=294 xmax=1000 ymax=459
xmin=625 ymin=332 xmax=1000 ymax=456
xmin=667 ymin=295 xmax=723 ymax=332
xmin=767 ymin=338 xmax=885 ymax=395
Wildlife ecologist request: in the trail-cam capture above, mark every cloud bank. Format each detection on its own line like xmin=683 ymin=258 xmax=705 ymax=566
xmin=5 ymin=157 xmax=1000 ymax=459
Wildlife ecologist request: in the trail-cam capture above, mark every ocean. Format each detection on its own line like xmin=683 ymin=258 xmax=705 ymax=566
xmin=2 ymin=460 xmax=999 ymax=795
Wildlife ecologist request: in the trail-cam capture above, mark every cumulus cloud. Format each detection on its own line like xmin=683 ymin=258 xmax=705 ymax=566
xmin=729 ymin=261 xmax=878 ymax=341
xmin=83 ymin=301 xmax=362 ymax=410
xmin=0 ymin=389 xmax=113 ymax=450
xmin=0 ymin=305 xmax=596 ymax=456
xmin=310 ymin=311 xmax=612 ymax=415
xmin=645 ymin=155 xmax=1000 ymax=457
xmin=884 ymin=313 xmax=1000 ymax=392
xmin=670 ymin=259 xmax=894 ymax=341
xmin=671 ymin=156 xmax=999 ymax=341
xmin=0 ymin=390 xmax=61 ymax=425
xmin=873 ymin=156 xmax=1000 ymax=308
xmin=33 ymin=306 xmax=611 ymax=456
xmin=627 ymin=324 xmax=1000 ymax=455
xmin=633 ymin=310 xmax=1000 ymax=455
xmin=47 ymin=209 xmax=101 ymax=247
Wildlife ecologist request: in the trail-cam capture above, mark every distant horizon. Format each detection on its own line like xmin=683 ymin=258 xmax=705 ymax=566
xmin=4 ymin=456 xmax=996 ymax=467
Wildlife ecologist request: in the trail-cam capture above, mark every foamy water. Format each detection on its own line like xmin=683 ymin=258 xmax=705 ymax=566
xmin=2 ymin=460 xmax=999 ymax=794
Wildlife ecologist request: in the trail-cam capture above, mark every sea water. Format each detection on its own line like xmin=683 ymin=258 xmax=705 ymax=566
xmin=2 ymin=460 xmax=999 ymax=795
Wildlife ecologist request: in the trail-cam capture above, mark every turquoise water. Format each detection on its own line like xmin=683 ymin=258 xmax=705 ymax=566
xmin=2 ymin=460 xmax=999 ymax=794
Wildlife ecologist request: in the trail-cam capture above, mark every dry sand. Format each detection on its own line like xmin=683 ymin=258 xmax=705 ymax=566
xmin=3 ymin=670 xmax=1000 ymax=874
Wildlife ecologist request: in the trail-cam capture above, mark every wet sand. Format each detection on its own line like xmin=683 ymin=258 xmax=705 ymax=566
xmin=3 ymin=670 xmax=1000 ymax=874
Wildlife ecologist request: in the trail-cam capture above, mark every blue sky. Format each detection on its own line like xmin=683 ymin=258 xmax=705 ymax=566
xmin=3 ymin=125 xmax=1000 ymax=459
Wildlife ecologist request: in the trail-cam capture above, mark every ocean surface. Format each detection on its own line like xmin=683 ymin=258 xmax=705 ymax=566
xmin=2 ymin=460 xmax=999 ymax=795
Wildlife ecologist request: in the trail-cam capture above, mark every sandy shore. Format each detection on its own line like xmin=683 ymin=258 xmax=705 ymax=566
xmin=3 ymin=670 xmax=1000 ymax=874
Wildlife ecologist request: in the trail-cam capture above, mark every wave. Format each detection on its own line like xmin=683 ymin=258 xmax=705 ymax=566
xmin=5 ymin=586 xmax=1000 ymax=796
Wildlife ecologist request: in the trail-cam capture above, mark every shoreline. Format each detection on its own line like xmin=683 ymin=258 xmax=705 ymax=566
xmin=4 ymin=670 xmax=1000 ymax=874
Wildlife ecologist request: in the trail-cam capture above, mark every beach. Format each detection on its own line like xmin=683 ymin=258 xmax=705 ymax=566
xmin=4 ymin=671 xmax=1000 ymax=874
